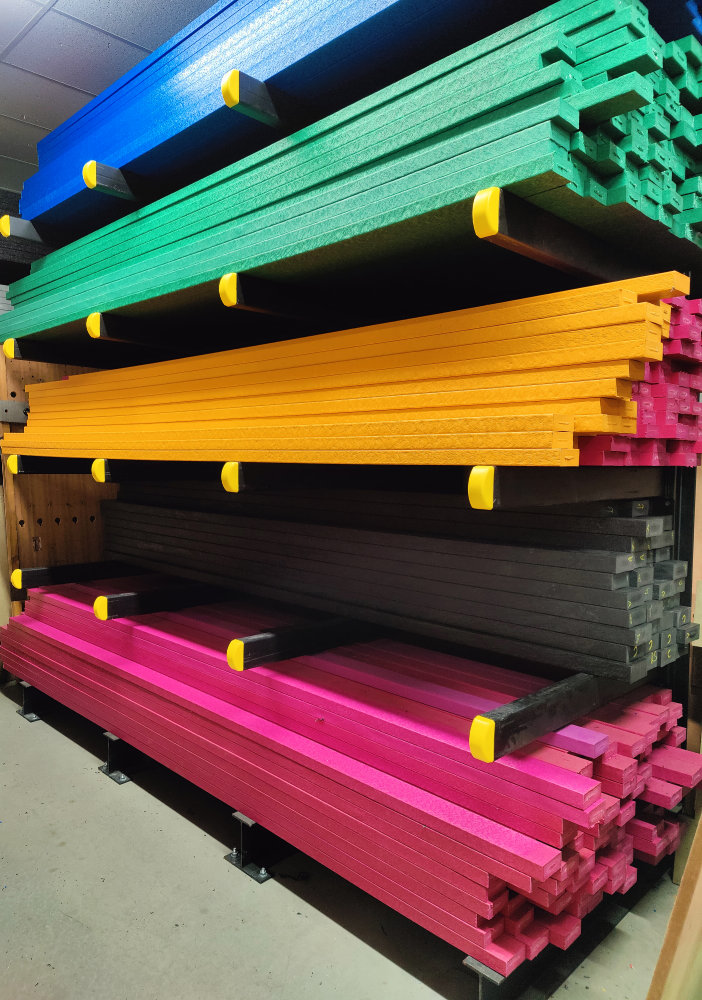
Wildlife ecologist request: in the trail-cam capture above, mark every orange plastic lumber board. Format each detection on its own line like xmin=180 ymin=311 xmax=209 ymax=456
xmin=6 ymin=430 xmax=577 ymax=451
xmin=26 ymin=335 xmax=662 ymax=405
xmin=73 ymin=314 xmax=670 ymax=386
xmin=22 ymin=378 xmax=638 ymax=428
xmin=26 ymin=361 xmax=644 ymax=406
xmin=207 ymin=303 xmax=666 ymax=363
xmin=26 ymin=377 xmax=632 ymax=417
xmin=26 ymin=391 xmax=632 ymax=431
xmin=38 ymin=407 xmax=634 ymax=435
xmin=34 ymin=414 xmax=625 ymax=437
xmin=0 ymin=443 xmax=581 ymax=465
xmin=574 ymin=416 xmax=637 ymax=434
xmin=37 ymin=402 xmax=612 ymax=432
xmin=24 ymin=413 xmax=573 ymax=434
xmin=31 ymin=305 xmax=662 ymax=396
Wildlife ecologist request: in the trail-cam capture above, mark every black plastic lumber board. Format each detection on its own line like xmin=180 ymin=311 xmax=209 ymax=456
xmin=479 ymin=673 xmax=631 ymax=760
xmin=234 ymin=618 xmax=379 ymax=670
xmin=101 ymin=502 xmax=656 ymax=573
xmin=103 ymin=520 xmax=654 ymax=612
xmin=97 ymin=584 xmax=236 ymax=620
xmin=16 ymin=560 xmax=134 ymax=589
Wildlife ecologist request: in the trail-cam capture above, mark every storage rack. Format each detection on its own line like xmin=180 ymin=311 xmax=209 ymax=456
xmin=2 ymin=2 xmax=702 ymax=995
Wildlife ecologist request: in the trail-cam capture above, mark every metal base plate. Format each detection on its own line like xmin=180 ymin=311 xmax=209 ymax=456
xmin=224 ymin=851 xmax=274 ymax=883
xmin=98 ymin=764 xmax=131 ymax=784
xmin=17 ymin=708 xmax=41 ymax=723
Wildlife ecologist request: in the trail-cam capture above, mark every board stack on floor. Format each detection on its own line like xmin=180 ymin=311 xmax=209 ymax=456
xmin=95 ymin=493 xmax=698 ymax=680
xmin=2 ymin=580 xmax=700 ymax=976
xmin=0 ymin=285 xmax=12 ymax=315
xmin=18 ymin=0 xmax=516 ymax=234
xmin=1 ymin=273 xmax=693 ymax=469
xmin=6 ymin=1 xmax=702 ymax=347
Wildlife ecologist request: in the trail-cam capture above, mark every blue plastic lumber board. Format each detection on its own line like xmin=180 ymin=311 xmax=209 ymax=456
xmin=20 ymin=0 xmax=551 ymax=232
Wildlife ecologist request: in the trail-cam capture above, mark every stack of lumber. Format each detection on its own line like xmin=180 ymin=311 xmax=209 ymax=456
xmin=3 ymin=580 xmax=700 ymax=976
xmin=97 ymin=495 xmax=698 ymax=680
xmin=1 ymin=273 xmax=688 ymax=469
xmin=0 ymin=285 xmax=12 ymax=315
xmin=18 ymin=0 xmax=487 ymax=233
xmin=5 ymin=2 xmax=702 ymax=346
xmin=581 ymin=294 xmax=702 ymax=466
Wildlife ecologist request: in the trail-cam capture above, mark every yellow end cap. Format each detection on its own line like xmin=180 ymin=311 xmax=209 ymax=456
xmin=3 ymin=338 xmax=16 ymax=359
xmin=469 ymin=716 xmax=496 ymax=763
xmin=221 ymin=69 xmax=240 ymax=108
xmin=226 ymin=638 xmax=245 ymax=671
xmin=221 ymin=461 xmax=240 ymax=493
xmin=10 ymin=568 xmax=22 ymax=590
xmin=82 ymin=160 xmax=97 ymax=189
xmin=91 ymin=458 xmax=107 ymax=483
xmin=7 ymin=454 xmax=19 ymax=475
xmin=218 ymin=272 xmax=239 ymax=307
xmin=0 ymin=215 xmax=10 ymax=238
xmin=86 ymin=312 xmax=103 ymax=338
xmin=93 ymin=596 xmax=109 ymax=621
xmin=472 ymin=187 xmax=502 ymax=239
xmin=468 ymin=465 xmax=495 ymax=511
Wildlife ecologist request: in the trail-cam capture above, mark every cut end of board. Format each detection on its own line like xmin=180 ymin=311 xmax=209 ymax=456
xmin=82 ymin=160 xmax=98 ymax=190
xmin=221 ymin=69 xmax=240 ymax=108
xmin=472 ymin=187 xmax=502 ymax=239
xmin=3 ymin=339 xmax=16 ymax=359
xmin=93 ymin=596 xmax=109 ymax=621
xmin=6 ymin=454 xmax=19 ymax=475
xmin=219 ymin=272 xmax=239 ymax=307
xmin=86 ymin=312 xmax=103 ymax=338
xmin=10 ymin=568 xmax=22 ymax=590
xmin=226 ymin=638 xmax=245 ymax=671
xmin=467 ymin=466 xmax=495 ymax=510
xmin=469 ymin=715 xmax=495 ymax=763
xmin=91 ymin=458 xmax=107 ymax=483
xmin=0 ymin=215 xmax=10 ymax=238
xmin=221 ymin=461 xmax=240 ymax=493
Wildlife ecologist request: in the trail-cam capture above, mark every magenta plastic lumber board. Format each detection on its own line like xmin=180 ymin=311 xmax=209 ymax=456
xmin=3 ymin=620 xmax=562 ymax=880
xmin=2 ymin=640 xmax=540 ymax=899
xmin=647 ymin=746 xmax=702 ymax=787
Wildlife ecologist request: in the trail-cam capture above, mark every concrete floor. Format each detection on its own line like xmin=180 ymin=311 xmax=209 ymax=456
xmin=0 ymin=678 xmax=676 ymax=1000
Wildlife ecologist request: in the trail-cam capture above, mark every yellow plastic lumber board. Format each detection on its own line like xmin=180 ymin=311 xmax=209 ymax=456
xmin=28 ymin=365 xmax=640 ymax=412
xmin=0 ymin=443 xmax=581 ymax=466
xmin=24 ymin=352 xmax=644 ymax=400
xmin=3 ymin=428 xmax=577 ymax=450
xmin=26 ymin=333 xmax=662 ymax=404
xmin=59 ymin=307 xmax=666 ymax=385
xmin=33 ymin=400 xmax=622 ymax=430
xmin=26 ymin=383 xmax=631 ymax=425
xmin=19 ymin=413 xmax=570 ymax=433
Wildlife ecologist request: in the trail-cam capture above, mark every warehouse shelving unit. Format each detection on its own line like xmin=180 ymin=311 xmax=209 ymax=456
xmin=3 ymin=1 xmax=702 ymax=995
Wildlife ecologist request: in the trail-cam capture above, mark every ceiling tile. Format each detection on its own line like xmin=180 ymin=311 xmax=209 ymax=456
xmin=5 ymin=10 xmax=147 ymax=93
xmin=0 ymin=0 xmax=44 ymax=51
xmin=0 ymin=115 xmax=47 ymax=162
xmin=0 ymin=64 xmax=93 ymax=130
xmin=54 ymin=0 xmax=215 ymax=50
xmin=0 ymin=154 xmax=36 ymax=193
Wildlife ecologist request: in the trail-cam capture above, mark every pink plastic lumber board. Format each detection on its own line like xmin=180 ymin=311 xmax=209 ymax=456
xmin=22 ymin=596 xmax=603 ymax=819
xmin=184 ymin=670 xmax=583 ymax=837
xmin=3 ymin=622 xmax=561 ymax=880
xmin=2 ymin=641 xmax=524 ymax=918
xmin=27 ymin=584 xmax=608 ymax=804
xmin=647 ymin=746 xmax=702 ymax=787
xmin=224 ymin=658 xmax=603 ymax=812
xmin=25 ymin=587 xmax=607 ymax=759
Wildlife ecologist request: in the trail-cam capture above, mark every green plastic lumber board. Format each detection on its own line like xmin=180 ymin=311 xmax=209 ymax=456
xmin=7 ymin=1 xmax=702 ymax=344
